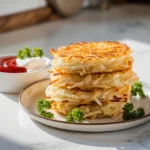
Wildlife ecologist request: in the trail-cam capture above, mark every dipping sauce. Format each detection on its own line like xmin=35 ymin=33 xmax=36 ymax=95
xmin=16 ymin=57 xmax=50 ymax=71
xmin=0 ymin=56 xmax=27 ymax=73
xmin=0 ymin=47 xmax=50 ymax=73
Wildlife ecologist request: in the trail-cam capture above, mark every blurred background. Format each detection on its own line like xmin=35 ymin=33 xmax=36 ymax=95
xmin=0 ymin=0 xmax=150 ymax=57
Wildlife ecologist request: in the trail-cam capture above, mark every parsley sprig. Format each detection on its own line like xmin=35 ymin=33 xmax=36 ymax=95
xmin=131 ymin=82 xmax=147 ymax=98
xmin=66 ymin=108 xmax=84 ymax=123
xmin=123 ymin=103 xmax=145 ymax=120
xmin=18 ymin=47 xmax=44 ymax=59
xmin=37 ymin=98 xmax=54 ymax=119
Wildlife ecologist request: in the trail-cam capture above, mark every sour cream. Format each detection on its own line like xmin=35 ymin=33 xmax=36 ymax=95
xmin=16 ymin=57 xmax=51 ymax=71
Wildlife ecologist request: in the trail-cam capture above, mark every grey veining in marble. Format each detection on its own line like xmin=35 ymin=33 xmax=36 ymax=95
xmin=0 ymin=4 xmax=150 ymax=150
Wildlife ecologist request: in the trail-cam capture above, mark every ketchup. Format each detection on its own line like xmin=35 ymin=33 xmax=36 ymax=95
xmin=0 ymin=56 xmax=27 ymax=73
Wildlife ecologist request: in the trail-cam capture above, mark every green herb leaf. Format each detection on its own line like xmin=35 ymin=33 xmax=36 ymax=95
xmin=123 ymin=103 xmax=134 ymax=112
xmin=137 ymin=107 xmax=145 ymax=117
xmin=131 ymin=82 xmax=147 ymax=98
xmin=36 ymin=98 xmax=53 ymax=119
xmin=66 ymin=112 xmax=74 ymax=122
xmin=17 ymin=47 xmax=44 ymax=59
xmin=66 ymin=108 xmax=84 ymax=123
xmin=40 ymin=110 xmax=54 ymax=119
xmin=33 ymin=48 xmax=44 ymax=57
xmin=122 ymin=102 xmax=145 ymax=120
xmin=17 ymin=50 xmax=24 ymax=59
xmin=23 ymin=47 xmax=32 ymax=58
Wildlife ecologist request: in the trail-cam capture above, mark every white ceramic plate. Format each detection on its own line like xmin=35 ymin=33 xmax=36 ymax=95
xmin=19 ymin=79 xmax=150 ymax=132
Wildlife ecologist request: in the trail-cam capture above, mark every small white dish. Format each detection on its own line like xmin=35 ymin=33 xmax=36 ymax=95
xmin=19 ymin=79 xmax=150 ymax=132
xmin=0 ymin=54 xmax=51 ymax=93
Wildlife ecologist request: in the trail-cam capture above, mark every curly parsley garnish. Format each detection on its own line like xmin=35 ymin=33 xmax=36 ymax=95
xmin=131 ymin=82 xmax=147 ymax=98
xmin=123 ymin=102 xmax=145 ymax=120
xmin=33 ymin=48 xmax=44 ymax=58
xmin=66 ymin=108 xmax=84 ymax=123
xmin=18 ymin=47 xmax=44 ymax=59
xmin=36 ymin=98 xmax=54 ymax=119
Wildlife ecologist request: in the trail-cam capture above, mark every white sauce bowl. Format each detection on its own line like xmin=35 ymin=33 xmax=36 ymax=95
xmin=0 ymin=54 xmax=51 ymax=93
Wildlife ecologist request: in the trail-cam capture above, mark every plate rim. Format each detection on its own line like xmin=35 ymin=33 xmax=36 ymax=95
xmin=19 ymin=79 xmax=150 ymax=126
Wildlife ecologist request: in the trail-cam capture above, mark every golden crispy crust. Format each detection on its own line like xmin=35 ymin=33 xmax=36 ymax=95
xmin=50 ymin=42 xmax=133 ymax=75
xmin=50 ymin=41 xmax=131 ymax=59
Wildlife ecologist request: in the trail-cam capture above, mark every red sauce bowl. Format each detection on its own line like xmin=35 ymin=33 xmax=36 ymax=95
xmin=0 ymin=54 xmax=50 ymax=93
xmin=0 ymin=56 xmax=27 ymax=73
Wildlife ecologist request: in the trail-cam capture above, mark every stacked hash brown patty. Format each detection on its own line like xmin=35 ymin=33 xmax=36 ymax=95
xmin=46 ymin=42 xmax=138 ymax=119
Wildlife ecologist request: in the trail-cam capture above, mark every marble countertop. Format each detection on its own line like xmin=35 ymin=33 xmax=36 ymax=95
xmin=0 ymin=4 xmax=150 ymax=150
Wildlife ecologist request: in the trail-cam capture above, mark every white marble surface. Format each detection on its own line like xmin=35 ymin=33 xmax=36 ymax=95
xmin=0 ymin=4 xmax=150 ymax=150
